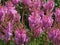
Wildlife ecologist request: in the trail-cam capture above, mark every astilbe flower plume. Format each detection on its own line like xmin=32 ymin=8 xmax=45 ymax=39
xmin=54 ymin=8 xmax=60 ymax=23
xmin=2 ymin=1 xmax=21 ymax=22
xmin=48 ymin=29 xmax=60 ymax=45
xmin=0 ymin=0 xmax=21 ymax=42
xmin=12 ymin=0 xmax=20 ymax=4
xmin=5 ymin=1 xmax=17 ymax=15
xmin=42 ymin=15 xmax=53 ymax=29
xmin=22 ymin=0 xmax=32 ymax=7
xmin=22 ymin=0 xmax=44 ymax=9
xmin=43 ymin=0 xmax=54 ymax=12
xmin=13 ymin=13 xmax=21 ymax=22
xmin=3 ymin=22 xmax=13 ymax=42
xmin=39 ymin=10 xmax=44 ymax=18
xmin=0 ymin=6 xmax=3 ymax=21
xmin=15 ymin=29 xmax=29 ymax=45
xmin=0 ymin=6 xmax=7 ymax=22
xmin=28 ymin=12 xmax=43 ymax=37
xmin=0 ymin=21 xmax=13 ymax=42
xmin=33 ymin=27 xmax=43 ymax=38
xmin=0 ymin=1 xmax=18 ymax=22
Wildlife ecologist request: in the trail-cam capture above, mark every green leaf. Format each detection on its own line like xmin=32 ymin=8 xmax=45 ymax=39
xmin=0 ymin=39 xmax=6 ymax=45
xmin=8 ymin=41 xmax=15 ymax=45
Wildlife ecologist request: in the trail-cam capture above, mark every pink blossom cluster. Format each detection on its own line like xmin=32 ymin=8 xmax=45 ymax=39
xmin=28 ymin=12 xmax=43 ymax=37
xmin=54 ymin=8 xmax=60 ymax=23
xmin=28 ymin=0 xmax=54 ymax=38
xmin=0 ymin=0 xmax=60 ymax=45
xmin=48 ymin=29 xmax=60 ymax=45
xmin=0 ymin=0 xmax=28 ymax=45
xmin=15 ymin=29 xmax=29 ymax=45
xmin=27 ymin=0 xmax=60 ymax=44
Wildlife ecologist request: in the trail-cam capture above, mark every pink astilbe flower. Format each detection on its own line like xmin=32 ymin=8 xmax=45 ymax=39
xmin=22 ymin=0 xmax=44 ymax=8
xmin=13 ymin=13 xmax=21 ymax=22
xmin=33 ymin=27 xmax=43 ymax=38
xmin=5 ymin=1 xmax=14 ymax=7
xmin=43 ymin=0 xmax=54 ymax=12
xmin=0 ymin=6 xmax=7 ymax=21
xmin=0 ymin=7 xmax=3 ymax=20
xmin=3 ymin=22 xmax=13 ymax=42
xmin=15 ymin=29 xmax=29 ymax=45
xmin=1 ymin=1 xmax=21 ymax=22
xmin=28 ymin=12 xmax=43 ymax=37
xmin=0 ymin=1 xmax=21 ymax=22
xmin=12 ymin=0 xmax=20 ymax=4
xmin=39 ymin=10 xmax=44 ymax=18
xmin=22 ymin=0 xmax=32 ymax=7
xmin=5 ymin=1 xmax=17 ymax=15
xmin=42 ymin=15 xmax=53 ymax=29
xmin=32 ymin=0 xmax=44 ymax=9
xmin=54 ymin=8 xmax=60 ymax=23
xmin=28 ymin=12 xmax=43 ymax=30
xmin=48 ymin=29 xmax=60 ymax=45
xmin=0 ymin=1 xmax=17 ymax=22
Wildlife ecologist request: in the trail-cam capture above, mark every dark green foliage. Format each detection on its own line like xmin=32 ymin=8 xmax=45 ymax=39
xmin=0 ymin=39 xmax=6 ymax=45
